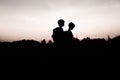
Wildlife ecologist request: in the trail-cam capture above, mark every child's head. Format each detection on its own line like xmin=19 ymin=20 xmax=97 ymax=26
xmin=68 ymin=22 xmax=75 ymax=30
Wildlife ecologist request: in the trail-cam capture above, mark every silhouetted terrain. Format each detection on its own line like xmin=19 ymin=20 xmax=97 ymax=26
xmin=1 ymin=35 xmax=120 ymax=63
xmin=0 ymin=35 xmax=120 ymax=57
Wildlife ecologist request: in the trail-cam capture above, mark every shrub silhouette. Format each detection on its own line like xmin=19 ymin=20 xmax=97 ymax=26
xmin=0 ymin=35 xmax=120 ymax=56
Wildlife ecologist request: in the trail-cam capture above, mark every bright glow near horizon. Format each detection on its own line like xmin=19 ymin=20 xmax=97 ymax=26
xmin=0 ymin=0 xmax=120 ymax=41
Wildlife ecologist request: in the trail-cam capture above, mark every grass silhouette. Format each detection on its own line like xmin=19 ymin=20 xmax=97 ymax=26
xmin=0 ymin=35 xmax=120 ymax=56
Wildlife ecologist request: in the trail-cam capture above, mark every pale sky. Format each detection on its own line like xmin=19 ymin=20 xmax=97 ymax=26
xmin=0 ymin=0 xmax=120 ymax=41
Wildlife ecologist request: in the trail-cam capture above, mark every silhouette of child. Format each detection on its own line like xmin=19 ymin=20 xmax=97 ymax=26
xmin=52 ymin=19 xmax=65 ymax=44
xmin=64 ymin=22 xmax=75 ymax=41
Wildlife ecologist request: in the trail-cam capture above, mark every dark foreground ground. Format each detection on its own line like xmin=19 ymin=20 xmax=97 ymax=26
xmin=0 ymin=35 xmax=120 ymax=63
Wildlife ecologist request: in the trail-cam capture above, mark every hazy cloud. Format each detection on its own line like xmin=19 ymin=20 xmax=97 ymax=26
xmin=0 ymin=0 xmax=120 ymax=41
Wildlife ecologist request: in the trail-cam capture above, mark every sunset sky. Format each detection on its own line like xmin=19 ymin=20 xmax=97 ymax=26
xmin=0 ymin=0 xmax=120 ymax=41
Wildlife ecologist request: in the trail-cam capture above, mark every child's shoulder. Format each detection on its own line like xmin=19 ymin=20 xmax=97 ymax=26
xmin=53 ymin=27 xmax=59 ymax=31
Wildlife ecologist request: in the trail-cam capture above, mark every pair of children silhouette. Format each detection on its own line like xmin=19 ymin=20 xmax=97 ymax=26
xmin=52 ymin=19 xmax=75 ymax=45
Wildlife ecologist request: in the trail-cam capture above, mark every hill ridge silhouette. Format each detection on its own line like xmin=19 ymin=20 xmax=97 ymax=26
xmin=0 ymin=35 xmax=120 ymax=56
